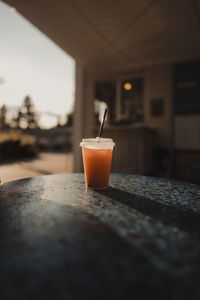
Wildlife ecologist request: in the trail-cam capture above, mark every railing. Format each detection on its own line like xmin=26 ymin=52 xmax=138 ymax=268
xmin=94 ymin=126 xmax=156 ymax=174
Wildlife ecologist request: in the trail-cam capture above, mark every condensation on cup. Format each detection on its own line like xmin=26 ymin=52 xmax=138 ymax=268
xmin=80 ymin=137 xmax=115 ymax=189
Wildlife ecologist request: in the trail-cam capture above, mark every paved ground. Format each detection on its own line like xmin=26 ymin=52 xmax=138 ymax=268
xmin=0 ymin=152 xmax=73 ymax=183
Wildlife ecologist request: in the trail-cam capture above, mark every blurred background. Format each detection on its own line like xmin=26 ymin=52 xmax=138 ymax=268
xmin=0 ymin=0 xmax=200 ymax=184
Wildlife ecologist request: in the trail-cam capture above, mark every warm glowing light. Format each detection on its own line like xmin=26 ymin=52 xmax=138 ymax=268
xmin=123 ymin=82 xmax=132 ymax=90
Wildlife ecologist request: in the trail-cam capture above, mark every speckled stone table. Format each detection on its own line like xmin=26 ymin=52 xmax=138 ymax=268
xmin=0 ymin=173 xmax=200 ymax=299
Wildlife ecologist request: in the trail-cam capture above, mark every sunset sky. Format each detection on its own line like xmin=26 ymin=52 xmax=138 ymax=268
xmin=0 ymin=1 xmax=75 ymax=128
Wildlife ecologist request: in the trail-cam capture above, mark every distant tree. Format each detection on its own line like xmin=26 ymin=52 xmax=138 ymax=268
xmin=65 ymin=112 xmax=73 ymax=127
xmin=0 ymin=105 xmax=8 ymax=130
xmin=12 ymin=109 xmax=23 ymax=129
xmin=12 ymin=96 xmax=38 ymax=129
xmin=56 ymin=115 xmax=62 ymax=127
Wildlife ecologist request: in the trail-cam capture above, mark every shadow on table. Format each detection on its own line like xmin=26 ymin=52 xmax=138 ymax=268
xmin=96 ymin=187 xmax=200 ymax=236
xmin=0 ymin=177 xmax=183 ymax=300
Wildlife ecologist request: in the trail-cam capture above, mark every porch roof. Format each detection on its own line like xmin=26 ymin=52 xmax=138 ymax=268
xmin=3 ymin=0 xmax=200 ymax=72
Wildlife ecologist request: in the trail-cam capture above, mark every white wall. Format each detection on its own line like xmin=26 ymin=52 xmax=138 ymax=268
xmin=73 ymin=64 xmax=174 ymax=173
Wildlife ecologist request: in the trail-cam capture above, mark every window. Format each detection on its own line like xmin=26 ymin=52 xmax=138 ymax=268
xmin=120 ymin=78 xmax=144 ymax=123
xmin=95 ymin=81 xmax=116 ymax=124
xmin=174 ymin=61 xmax=200 ymax=115
xmin=95 ymin=78 xmax=144 ymax=125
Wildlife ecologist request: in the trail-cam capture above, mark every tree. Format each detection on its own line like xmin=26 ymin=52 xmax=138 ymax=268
xmin=13 ymin=96 xmax=38 ymax=129
xmin=0 ymin=105 xmax=8 ymax=130
xmin=56 ymin=115 xmax=62 ymax=127
xmin=65 ymin=112 xmax=73 ymax=127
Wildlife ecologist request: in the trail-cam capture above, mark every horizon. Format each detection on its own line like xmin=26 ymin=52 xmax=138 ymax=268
xmin=2 ymin=98 xmax=71 ymax=129
xmin=0 ymin=1 xmax=75 ymax=129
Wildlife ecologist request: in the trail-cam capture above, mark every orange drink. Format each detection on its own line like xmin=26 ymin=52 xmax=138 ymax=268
xmin=80 ymin=138 xmax=115 ymax=189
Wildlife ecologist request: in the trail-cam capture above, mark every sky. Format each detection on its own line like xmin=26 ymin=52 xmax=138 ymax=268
xmin=0 ymin=1 xmax=75 ymax=128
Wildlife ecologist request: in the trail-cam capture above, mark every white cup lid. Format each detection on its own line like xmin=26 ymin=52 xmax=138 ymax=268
xmin=80 ymin=137 xmax=115 ymax=148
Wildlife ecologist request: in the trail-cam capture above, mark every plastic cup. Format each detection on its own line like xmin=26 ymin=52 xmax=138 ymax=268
xmin=80 ymin=137 xmax=115 ymax=189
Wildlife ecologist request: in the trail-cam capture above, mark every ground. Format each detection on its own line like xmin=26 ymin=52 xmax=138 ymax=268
xmin=0 ymin=152 xmax=73 ymax=183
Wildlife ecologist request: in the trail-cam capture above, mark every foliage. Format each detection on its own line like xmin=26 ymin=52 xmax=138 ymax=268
xmin=12 ymin=95 xmax=38 ymax=129
xmin=0 ymin=130 xmax=37 ymax=160
xmin=0 ymin=105 xmax=8 ymax=130
xmin=65 ymin=112 xmax=73 ymax=127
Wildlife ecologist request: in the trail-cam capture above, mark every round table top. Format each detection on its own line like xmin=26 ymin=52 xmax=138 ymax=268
xmin=0 ymin=173 xmax=200 ymax=299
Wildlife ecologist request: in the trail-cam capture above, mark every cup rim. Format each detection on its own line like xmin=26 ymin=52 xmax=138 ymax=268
xmin=80 ymin=137 xmax=115 ymax=148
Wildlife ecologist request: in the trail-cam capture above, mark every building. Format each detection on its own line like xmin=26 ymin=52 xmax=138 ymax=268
xmin=3 ymin=0 xmax=200 ymax=183
xmin=29 ymin=126 xmax=73 ymax=153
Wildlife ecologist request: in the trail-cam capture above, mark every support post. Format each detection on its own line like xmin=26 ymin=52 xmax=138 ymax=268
xmin=73 ymin=65 xmax=94 ymax=172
